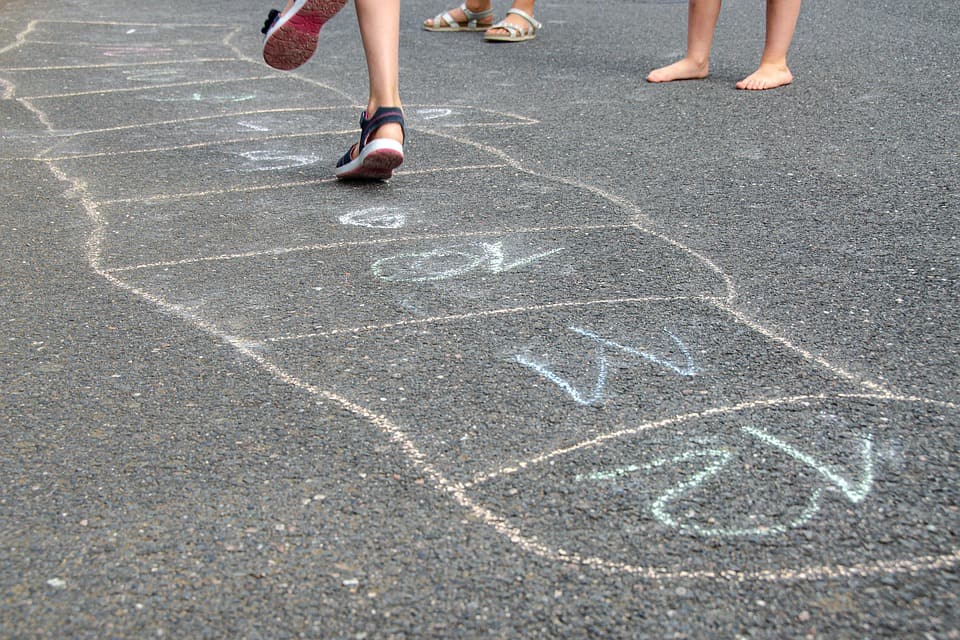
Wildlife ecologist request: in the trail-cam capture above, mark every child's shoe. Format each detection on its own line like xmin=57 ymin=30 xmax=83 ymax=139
xmin=262 ymin=0 xmax=347 ymax=70
xmin=335 ymin=107 xmax=405 ymax=181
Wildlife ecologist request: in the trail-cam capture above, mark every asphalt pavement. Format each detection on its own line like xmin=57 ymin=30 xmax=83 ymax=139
xmin=1 ymin=0 xmax=958 ymax=637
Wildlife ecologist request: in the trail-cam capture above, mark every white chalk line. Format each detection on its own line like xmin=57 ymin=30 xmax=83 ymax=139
xmin=0 ymin=58 xmax=237 ymax=72
xmin=22 ymin=75 xmax=281 ymax=100
xmin=16 ymin=19 xmax=232 ymax=27
xmin=16 ymin=97 xmax=56 ymax=131
xmin=24 ymin=40 xmax=224 ymax=49
xmin=36 ymin=162 xmax=506 ymax=205
xmin=100 ymin=223 xmax=632 ymax=273
xmin=32 ymin=107 xmax=358 ymax=137
xmin=34 ymin=130 xmax=358 ymax=161
xmin=462 ymin=392 xmax=956 ymax=487
xmin=29 ymin=122 xmax=534 ymax=161
xmin=15 ymin=18 xmax=957 ymax=581
xmin=714 ymin=300 xmax=891 ymax=394
xmin=92 ymin=163 xmax=509 ymax=206
xmin=0 ymin=18 xmax=36 ymax=55
xmin=271 ymin=297 xmax=697 ymax=341
xmin=629 ymin=218 xmax=736 ymax=305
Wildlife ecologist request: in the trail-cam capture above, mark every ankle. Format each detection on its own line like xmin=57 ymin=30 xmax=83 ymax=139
xmin=758 ymin=56 xmax=789 ymax=71
xmin=365 ymin=103 xmax=403 ymax=119
xmin=510 ymin=0 xmax=535 ymax=14
xmin=366 ymin=93 xmax=402 ymax=115
xmin=465 ymin=0 xmax=492 ymax=11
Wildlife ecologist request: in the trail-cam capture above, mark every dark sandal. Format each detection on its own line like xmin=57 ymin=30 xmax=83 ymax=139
xmin=335 ymin=107 xmax=406 ymax=181
xmin=262 ymin=0 xmax=347 ymax=71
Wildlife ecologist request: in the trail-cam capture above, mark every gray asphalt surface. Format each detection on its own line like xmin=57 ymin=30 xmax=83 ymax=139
xmin=1 ymin=0 xmax=958 ymax=637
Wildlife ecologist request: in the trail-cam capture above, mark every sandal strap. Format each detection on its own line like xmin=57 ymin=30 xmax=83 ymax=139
xmin=504 ymin=8 xmax=541 ymax=30
xmin=488 ymin=8 xmax=541 ymax=36
xmin=488 ymin=20 xmax=521 ymax=37
xmin=432 ymin=10 xmax=456 ymax=28
xmin=460 ymin=2 xmax=494 ymax=22
xmin=338 ymin=107 xmax=405 ymax=169
xmin=432 ymin=2 xmax=493 ymax=29
xmin=358 ymin=106 xmax=406 ymax=151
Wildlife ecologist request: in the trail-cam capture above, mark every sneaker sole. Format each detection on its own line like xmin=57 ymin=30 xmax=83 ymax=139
xmin=262 ymin=0 xmax=347 ymax=71
xmin=335 ymin=141 xmax=404 ymax=181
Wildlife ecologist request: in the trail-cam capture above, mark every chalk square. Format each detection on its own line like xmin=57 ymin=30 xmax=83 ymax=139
xmin=108 ymin=230 xmax=729 ymax=338
xmin=265 ymin=299 xmax=870 ymax=479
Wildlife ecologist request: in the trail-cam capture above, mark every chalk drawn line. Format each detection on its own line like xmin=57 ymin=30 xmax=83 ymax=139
xmin=28 ymin=107 xmax=363 ymax=138
xmin=573 ymin=424 xmax=874 ymax=538
xmin=33 ymin=130 xmax=358 ymax=161
xmin=78 ymin=163 xmax=507 ymax=205
xmin=44 ymin=129 xmax=960 ymax=582
xmin=578 ymin=449 xmax=826 ymax=538
xmin=21 ymin=75 xmax=280 ymax=100
xmin=462 ymin=392 xmax=942 ymax=488
xmin=0 ymin=19 xmax=35 ymax=55
xmin=15 ymin=19 xmax=232 ymax=27
xmin=100 ymin=223 xmax=628 ymax=273
xmin=0 ymin=58 xmax=238 ymax=72
xmin=272 ymin=296 xmax=698 ymax=341
xmin=10 ymin=17 xmax=955 ymax=581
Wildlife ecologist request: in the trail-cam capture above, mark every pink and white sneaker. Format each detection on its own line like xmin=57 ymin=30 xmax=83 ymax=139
xmin=261 ymin=0 xmax=347 ymax=71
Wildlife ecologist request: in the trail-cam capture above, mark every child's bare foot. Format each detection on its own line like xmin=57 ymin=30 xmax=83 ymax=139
xmin=646 ymin=58 xmax=709 ymax=83
xmin=735 ymin=63 xmax=793 ymax=90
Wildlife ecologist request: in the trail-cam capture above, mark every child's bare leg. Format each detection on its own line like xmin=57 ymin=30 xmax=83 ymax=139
xmin=647 ymin=0 xmax=721 ymax=83
xmin=355 ymin=0 xmax=403 ymax=145
xmin=736 ymin=0 xmax=801 ymax=90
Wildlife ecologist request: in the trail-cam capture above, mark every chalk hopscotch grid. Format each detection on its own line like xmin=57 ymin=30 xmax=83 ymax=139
xmin=5 ymin=17 xmax=958 ymax=581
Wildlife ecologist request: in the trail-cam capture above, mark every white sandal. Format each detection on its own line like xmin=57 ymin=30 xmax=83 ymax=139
xmin=423 ymin=2 xmax=494 ymax=32
xmin=483 ymin=8 xmax=541 ymax=42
